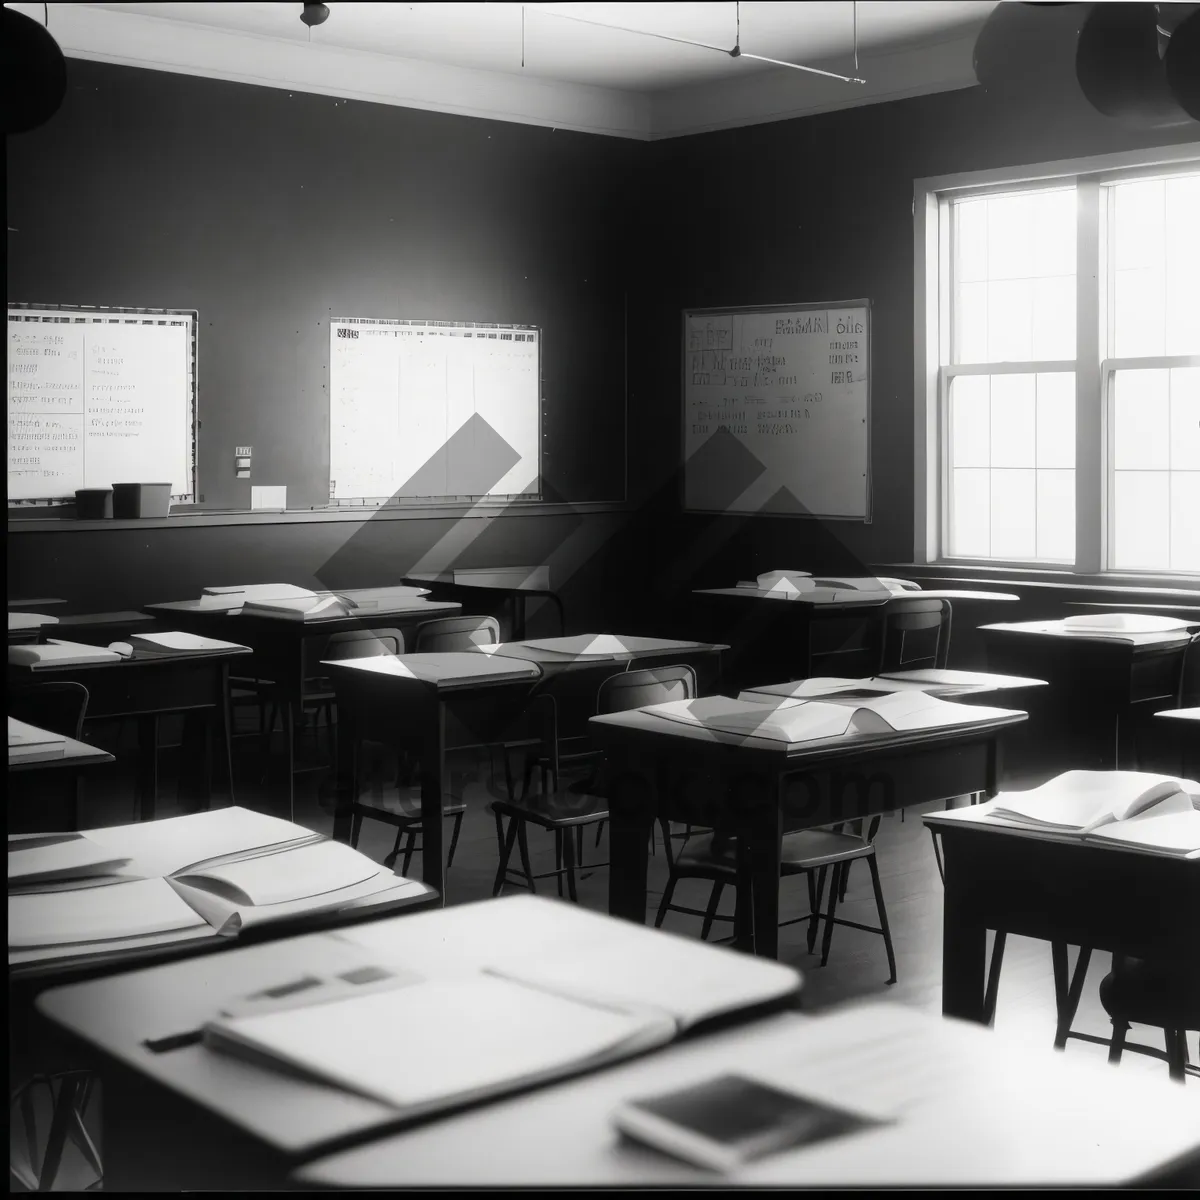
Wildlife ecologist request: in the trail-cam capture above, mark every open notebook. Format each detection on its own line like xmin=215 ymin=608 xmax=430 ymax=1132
xmin=8 ymin=808 xmax=426 ymax=963
xmin=645 ymin=692 xmax=1015 ymax=748
xmin=200 ymin=894 xmax=799 ymax=1129
xmin=980 ymin=771 xmax=1200 ymax=857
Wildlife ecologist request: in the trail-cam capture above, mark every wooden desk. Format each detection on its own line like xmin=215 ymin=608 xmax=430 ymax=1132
xmin=144 ymin=598 xmax=462 ymax=813
xmin=591 ymin=707 xmax=1027 ymax=959
xmin=326 ymin=637 xmax=727 ymax=902
xmin=979 ymin=621 xmax=1197 ymax=768
xmin=294 ymin=1003 xmax=1200 ymax=1189
xmin=7 ymin=649 xmax=251 ymax=820
xmin=404 ymin=569 xmax=565 ymax=639
xmin=923 ymin=808 xmax=1200 ymax=1029
xmin=33 ymin=897 xmax=798 ymax=1190
xmin=693 ymin=587 xmax=1018 ymax=684
xmin=746 ymin=669 xmax=1048 ymax=703
xmin=8 ymin=736 xmax=116 ymax=832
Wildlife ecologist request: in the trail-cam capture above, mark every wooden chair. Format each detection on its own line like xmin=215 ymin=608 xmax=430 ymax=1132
xmin=877 ymin=596 xmax=952 ymax=674
xmin=1046 ymin=952 xmax=1200 ymax=1082
xmin=347 ymin=616 xmax=502 ymax=872
xmin=655 ymin=817 xmax=898 ymax=983
xmin=490 ymin=665 xmax=697 ymax=901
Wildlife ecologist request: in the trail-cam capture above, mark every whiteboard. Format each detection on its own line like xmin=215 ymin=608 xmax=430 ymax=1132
xmin=7 ymin=305 xmax=197 ymax=504
xmin=682 ymin=301 xmax=870 ymax=520
xmin=329 ymin=318 xmax=541 ymax=503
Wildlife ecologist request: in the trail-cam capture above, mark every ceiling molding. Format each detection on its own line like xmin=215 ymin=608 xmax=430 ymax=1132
xmin=16 ymin=3 xmax=981 ymax=141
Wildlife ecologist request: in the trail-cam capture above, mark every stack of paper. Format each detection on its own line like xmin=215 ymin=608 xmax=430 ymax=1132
xmin=979 ymin=771 xmax=1200 ymax=855
xmin=1060 ymin=612 xmax=1196 ymax=635
xmin=122 ymin=631 xmax=251 ymax=656
xmin=239 ymin=595 xmax=349 ymax=622
xmin=8 ymin=717 xmax=68 ymax=762
xmin=8 ymin=640 xmax=124 ymax=669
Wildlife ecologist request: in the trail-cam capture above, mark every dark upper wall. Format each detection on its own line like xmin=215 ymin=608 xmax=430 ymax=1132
xmin=6 ymin=58 xmax=637 ymax=509
xmin=630 ymin=69 xmax=1199 ymax=598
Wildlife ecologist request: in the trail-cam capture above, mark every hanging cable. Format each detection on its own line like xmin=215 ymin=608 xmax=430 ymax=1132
xmin=854 ymin=1 xmax=859 ymax=72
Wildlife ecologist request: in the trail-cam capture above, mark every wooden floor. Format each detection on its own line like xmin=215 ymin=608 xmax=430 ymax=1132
xmin=16 ymin=713 xmax=1192 ymax=1189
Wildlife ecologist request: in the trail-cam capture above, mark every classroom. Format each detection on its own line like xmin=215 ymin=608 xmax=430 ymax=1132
xmin=6 ymin=1 xmax=1200 ymax=1190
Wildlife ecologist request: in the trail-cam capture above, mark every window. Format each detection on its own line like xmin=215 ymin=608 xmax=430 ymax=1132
xmin=917 ymin=148 xmax=1200 ymax=578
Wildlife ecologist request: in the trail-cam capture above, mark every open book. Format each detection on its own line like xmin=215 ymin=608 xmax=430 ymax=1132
xmin=8 ymin=640 xmax=124 ymax=669
xmin=8 ymin=717 xmax=68 ymax=763
xmin=200 ymin=894 xmax=799 ymax=1127
xmin=754 ymin=571 xmax=815 ymax=595
xmin=984 ymin=771 xmax=1200 ymax=839
xmin=321 ymin=652 xmax=542 ymax=686
xmin=8 ymin=808 xmax=427 ymax=964
xmin=239 ymin=594 xmax=352 ymax=621
xmin=646 ymin=691 xmax=1015 ymax=747
xmin=8 ymin=833 xmax=130 ymax=884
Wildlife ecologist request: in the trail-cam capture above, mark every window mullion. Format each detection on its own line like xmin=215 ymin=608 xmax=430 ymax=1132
xmin=1075 ymin=179 xmax=1103 ymax=574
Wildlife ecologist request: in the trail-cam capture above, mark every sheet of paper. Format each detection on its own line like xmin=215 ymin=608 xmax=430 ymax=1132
xmin=250 ymin=485 xmax=287 ymax=510
xmin=321 ymin=652 xmax=539 ymax=682
xmin=81 ymin=807 xmax=317 ymax=879
xmin=8 ymin=640 xmax=122 ymax=667
xmin=8 ymin=717 xmax=66 ymax=748
xmin=130 ymin=631 xmax=249 ymax=653
xmin=206 ymin=975 xmax=671 ymax=1111
xmin=647 ymin=697 xmax=861 ymax=744
xmin=9 ymin=877 xmax=209 ymax=947
xmin=8 ymin=612 xmax=59 ymax=630
xmin=7 ymin=834 xmax=129 ymax=884
xmin=203 ymin=583 xmax=315 ymax=599
xmin=989 ymin=771 xmax=1195 ymax=830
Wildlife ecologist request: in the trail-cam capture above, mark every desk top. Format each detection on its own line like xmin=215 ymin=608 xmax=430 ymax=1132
xmin=590 ymin=704 xmax=1026 ymax=759
xmin=1158 ymin=707 xmax=1200 ymax=722
xmin=404 ymin=568 xmax=553 ymax=594
xmin=478 ymin=634 xmax=727 ymax=665
xmin=8 ymin=645 xmax=252 ymax=675
xmin=8 ymin=734 xmax=114 ymax=772
xmin=8 ymin=598 xmax=67 ymax=608
xmin=981 ymin=618 xmax=1198 ymax=647
xmin=294 ymin=1002 xmax=1200 ymax=1189
xmin=321 ymin=651 xmax=543 ymax=691
xmin=35 ymin=896 xmax=799 ymax=1161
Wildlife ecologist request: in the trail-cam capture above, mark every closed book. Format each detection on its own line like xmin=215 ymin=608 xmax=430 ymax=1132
xmin=125 ymin=631 xmax=250 ymax=655
xmin=8 ymin=717 xmax=68 ymax=762
xmin=8 ymin=640 xmax=123 ymax=669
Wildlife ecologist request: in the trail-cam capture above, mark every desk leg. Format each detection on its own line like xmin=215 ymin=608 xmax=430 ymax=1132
xmin=733 ymin=775 xmax=782 ymax=959
xmin=178 ymin=711 xmax=212 ymax=812
xmin=606 ymin=751 xmax=654 ymax=925
xmin=941 ymin=846 xmax=988 ymax=1022
xmin=219 ymin=663 xmax=236 ymax=803
xmin=284 ymin=699 xmax=297 ymax=823
xmin=513 ymin=595 xmax=527 ymax=641
xmin=136 ymin=715 xmax=159 ymax=822
xmin=419 ymin=702 xmax=447 ymax=903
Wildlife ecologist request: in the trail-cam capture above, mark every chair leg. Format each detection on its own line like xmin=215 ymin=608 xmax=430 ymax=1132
xmin=400 ymin=831 xmax=417 ymax=876
xmin=700 ymin=880 xmax=726 ymax=942
xmin=516 ymin=820 xmax=536 ymax=894
xmin=930 ymin=828 xmax=945 ymax=883
xmin=446 ymin=810 xmax=464 ymax=870
xmin=654 ymin=874 xmax=678 ymax=928
xmin=839 ymin=859 xmax=851 ymax=902
xmin=1054 ymin=946 xmax=1093 ymax=1050
xmin=554 ymin=830 xmax=565 ymax=898
xmin=595 ymin=819 xmax=606 ymax=848
xmin=348 ymin=810 xmax=364 ymax=849
xmin=575 ymin=825 xmax=585 ymax=871
xmin=983 ymin=930 xmax=1007 ymax=1026
xmin=492 ymin=813 xmax=517 ymax=897
xmin=866 ymin=854 xmax=897 ymax=985
xmin=383 ymin=826 xmax=405 ymax=871
xmin=1166 ymin=1029 xmax=1188 ymax=1083
xmin=808 ymin=866 xmax=829 ymax=954
xmin=562 ymin=825 xmax=579 ymax=903
xmin=819 ymin=863 xmax=844 ymax=967
xmin=1108 ymin=1019 xmax=1129 ymax=1064
xmin=805 ymin=870 xmax=819 ymax=951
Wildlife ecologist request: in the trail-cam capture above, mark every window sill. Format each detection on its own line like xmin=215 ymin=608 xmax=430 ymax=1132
xmin=875 ymin=562 xmax=1200 ymax=598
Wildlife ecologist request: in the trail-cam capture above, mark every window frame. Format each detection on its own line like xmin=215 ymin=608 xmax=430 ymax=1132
xmin=914 ymin=142 xmax=1200 ymax=581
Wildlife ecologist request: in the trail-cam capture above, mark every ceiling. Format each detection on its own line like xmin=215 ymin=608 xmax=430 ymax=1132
xmin=16 ymin=2 xmax=999 ymax=138
xmin=80 ymin=2 xmax=998 ymax=91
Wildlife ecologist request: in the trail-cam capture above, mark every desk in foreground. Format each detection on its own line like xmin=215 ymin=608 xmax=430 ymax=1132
xmin=296 ymin=1001 xmax=1200 ymax=1189
xmin=592 ymin=707 xmax=1027 ymax=958
xmin=924 ymin=805 xmax=1200 ymax=1025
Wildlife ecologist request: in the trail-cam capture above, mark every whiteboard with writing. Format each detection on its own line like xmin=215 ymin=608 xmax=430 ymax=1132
xmin=7 ymin=306 xmax=196 ymax=504
xmin=682 ymin=302 xmax=870 ymax=520
xmin=329 ymin=318 xmax=541 ymax=503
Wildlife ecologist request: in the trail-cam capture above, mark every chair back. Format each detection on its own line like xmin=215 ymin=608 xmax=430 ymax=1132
xmin=9 ymin=682 xmax=89 ymax=740
xmin=413 ymin=615 xmax=501 ymax=653
xmin=305 ymin=628 xmax=404 ymax=675
xmin=877 ymin=597 xmax=951 ymax=673
xmin=596 ymin=664 xmax=697 ymax=715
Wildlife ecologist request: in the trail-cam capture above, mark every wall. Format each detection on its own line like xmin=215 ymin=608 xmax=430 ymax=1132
xmin=7 ymin=58 xmax=643 ymax=616
xmin=630 ymin=69 xmax=1200 ymax=607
